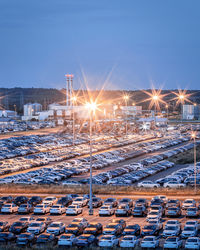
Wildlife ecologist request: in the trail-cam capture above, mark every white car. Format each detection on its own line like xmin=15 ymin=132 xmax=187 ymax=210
xmin=185 ymin=237 xmax=200 ymax=249
xmin=138 ymin=181 xmax=160 ymax=188
xmin=186 ymin=220 xmax=200 ymax=230
xmin=66 ymin=205 xmax=82 ymax=215
xmin=27 ymin=222 xmax=46 ymax=235
xmin=98 ymin=235 xmax=119 ymax=247
xmin=140 ymin=236 xmax=159 ymax=248
xmin=19 ymin=217 xmax=35 ymax=223
xmin=181 ymin=226 xmax=198 ymax=238
xmin=99 ymin=205 xmax=115 ymax=216
xmin=147 ymin=210 xmax=162 ymax=221
xmin=163 ymin=181 xmax=186 ymax=188
xmin=50 ymin=205 xmax=66 ymax=215
xmin=46 ymin=222 xmax=65 ymax=235
xmin=72 ymin=218 xmax=88 ymax=228
xmin=166 ymin=220 xmax=181 ymax=229
xmin=1 ymin=203 xmax=18 ymax=213
xmin=120 ymin=235 xmax=139 ymax=248
xmin=148 ymin=219 xmax=163 ymax=230
xmin=73 ymin=197 xmax=88 ymax=207
xmin=33 ymin=204 xmax=51 ymax=214
xmin=42 ymin=197 xmax=57 ymax=206
xmin=163 ymin=236 xmax=182 ymax=249
xmin=58 ymin=234 xmax=78 ymax=247
xmin=182 ymin=199 xmax=196 ymax=209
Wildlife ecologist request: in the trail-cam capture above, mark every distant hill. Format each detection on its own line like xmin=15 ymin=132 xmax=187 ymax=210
xmin=0 ymin=88 xmax=200 ymax=114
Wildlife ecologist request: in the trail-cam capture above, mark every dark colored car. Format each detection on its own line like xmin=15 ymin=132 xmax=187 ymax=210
xmin=123 ymin=224 xmax=140 ymax=236
xmin=166 ymin=207 xmax=181 ymax=217
xmin=65 ymin=223 xmax=85 ymax=236
xmin=36 ymin=233 xmax=57 ymax=246
xmin=0 ymin=196 xmax=13 ymax=203
xmin=104 ymin=198 xmax=118 ymax=207
xmin=150 ymin=198 xmax=164 ymax=207
xmin=9 ymin=221 xmax=28 ymax=234
xmin=135 ymin=198 xmax=148 ymax=207
xmin=28 ymin=196 xmax=42 ymax=206
xmin=141 ymin=225 xmax=160 ymax=236
xmin=88 ymin=197 xmax=103 ymax=208
xmin=13 ymin=196 xmax=28 ymax=206
xmin=16 ymin=233 xmax=36 ymax=247
xmin=0 ymin=232 xmax=16 ymax=243
xmin=119 ymin=198 xmax=133 ymax=207
xmin=0 ymin=222 xmax=9 ymax=232
xmin=57 ymin=197 xmax=72 ymax=207
xmin=133 ymin=205 xmax=147 ymax=217
xmin=112 ymin=219 xmax=126 ymax=230
xmin=76 ymin=234 xmax=98 ymax=247
xmin=84 ymin=223 xmax=103 ymax=236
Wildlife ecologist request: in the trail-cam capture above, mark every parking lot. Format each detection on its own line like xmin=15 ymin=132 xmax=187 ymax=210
xmin=0 ymin=194 xmax=200 ymax=248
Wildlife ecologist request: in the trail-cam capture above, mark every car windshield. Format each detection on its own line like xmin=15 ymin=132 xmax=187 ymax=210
xmin=52 ymin=206 xmax=59 ymax=208
xmin=126 ymin=225 xmax=137 ymax=229
xmin=68 ymin=224 xmax=78 ymax=228
xmin=0 ymin=222 xmax=4 ymax=226
xmin=44 ymin=198 xmax=53 ymax=201
xmin=50 ymin=224 xmax=60 ymax=228
xmin=3 ymin=205 xmax=11 ymax=207
xmin=106 ymin=225 xmax=117 ymax=228
xmin=186 ymin=222 xmax=196 ymax=225
xmin=166 ymin=238 xmax=177 ymax=242
xmin=30 ymin=223 xmax=40 ymax=227
xmin=60 ymin=235 xmax=71 ymax=239
xmin=0 ymin=233 xmax=9 ymax=237
xmin=143 ymin=237 xmax=154 ymax=242
xmin=187 ymin=238 xmax=198 ymax=242
xmin=101 ymin=206 xmax=109 ymax=209
xmin=13 ymin=222 xmax=22 ymax=226
xmin=88 ymin=225 xmax=97 ymax=228
xmin=168 ymin=200 xmax=177 ymax=204
xmin=68 ymin=206 xmax=76 ymax=209
xmin=18 ymin=234 xmax=29 ymax=238
xmin=101 ymin=236 xmax=112 ymax=240
xmin=184 ymin=227 xmax=195 ymax=231
xmin=144 ymin=225 xmax=155 ymax=229
xmin=149 ymin=211 xmax=158 ymax=215
xmin=188 ymin=208 xmax=196 ymax=211
xmin=185 ymin=200 xmax=193 ymax=203
xmin=123 ymin=237 xmax=134 ymax=241
xmin=165 ymin=226 xmax=177 ymax=230
xmin=105 ymin=199 xmax=114 ymax=202
xmin=39 ymin=234 xmax=49 ymax=239
xmin=36 ymin=205 xmax=43 ymax=208
xmin=168 ymin=208 xmax=177 ymax=211
xmin=79 ymin=236 xmax=89 ymax=240
xmin=20 ymin=204 xmax=28 ymax=207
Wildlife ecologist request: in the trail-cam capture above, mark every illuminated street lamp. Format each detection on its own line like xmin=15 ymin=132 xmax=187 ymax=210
xmin=123 ymin=95 xmax=129 ymax=135
xmin=71 ymin=96 xmax=77 ymax=147
xmin=191 ymin=132 xmax=197 ymax=194
xmin=85 ymin=101 xmax=97 ymax=215
xmin=152 ymin=94 xmax=161 ymax=126
xmin=166 ymin=104 xmax=169 ymax=119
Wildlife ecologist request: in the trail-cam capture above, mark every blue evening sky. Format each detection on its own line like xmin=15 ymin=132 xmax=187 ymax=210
xmin=0 ymin=0 xmax=199 ymax=90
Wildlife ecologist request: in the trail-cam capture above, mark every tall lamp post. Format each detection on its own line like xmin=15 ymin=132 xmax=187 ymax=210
xmin=152 ymin=95 xmax=159 ymax=126
xmin=71 ymin=96 xmax=77 ymax=147
xmin=191 ymin=132 xmax=197 ymax=194
xmin=123 ymin=95 xmax=129 ymax=136
xmin=178 ymin=94 xmax=185 ymax=123
xmin=85 ymin=101 xmax=97 ymax=215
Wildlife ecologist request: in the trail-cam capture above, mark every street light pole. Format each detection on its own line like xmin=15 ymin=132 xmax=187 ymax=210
xmin=194 ymin=135 xmax=197 ymax=194
xmin=89 ymin=109 xmax=93 ymax=215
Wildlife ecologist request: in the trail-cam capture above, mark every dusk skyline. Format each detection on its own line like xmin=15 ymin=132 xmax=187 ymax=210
xmin=0 ymin=0 xmax=200 ymax=90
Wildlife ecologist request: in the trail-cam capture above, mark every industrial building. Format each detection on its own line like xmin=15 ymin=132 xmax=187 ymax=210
xmin=182 ymin=104 xmax=200 ymax=120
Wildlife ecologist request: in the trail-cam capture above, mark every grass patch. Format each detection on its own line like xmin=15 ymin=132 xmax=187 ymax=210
xmin=169 ymin=144 xmax=200 ymax=164
xmin=0 ymin=183 xmax=199 ymax=197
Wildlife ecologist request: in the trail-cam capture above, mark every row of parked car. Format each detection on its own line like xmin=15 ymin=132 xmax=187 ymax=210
xmin=0 ymin=121 xmax=55 ymax=134
xmin=0 ymin=134 xmax=178 ymax=185
xmin=0 ymin=132 xmax=156 ymax=177
xmin=1 ymin=195 xmax=200 ymax=248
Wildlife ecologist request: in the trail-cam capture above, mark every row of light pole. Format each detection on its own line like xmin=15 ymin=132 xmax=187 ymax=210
xmin=70 ymin=91 xmax=198 ymax=216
